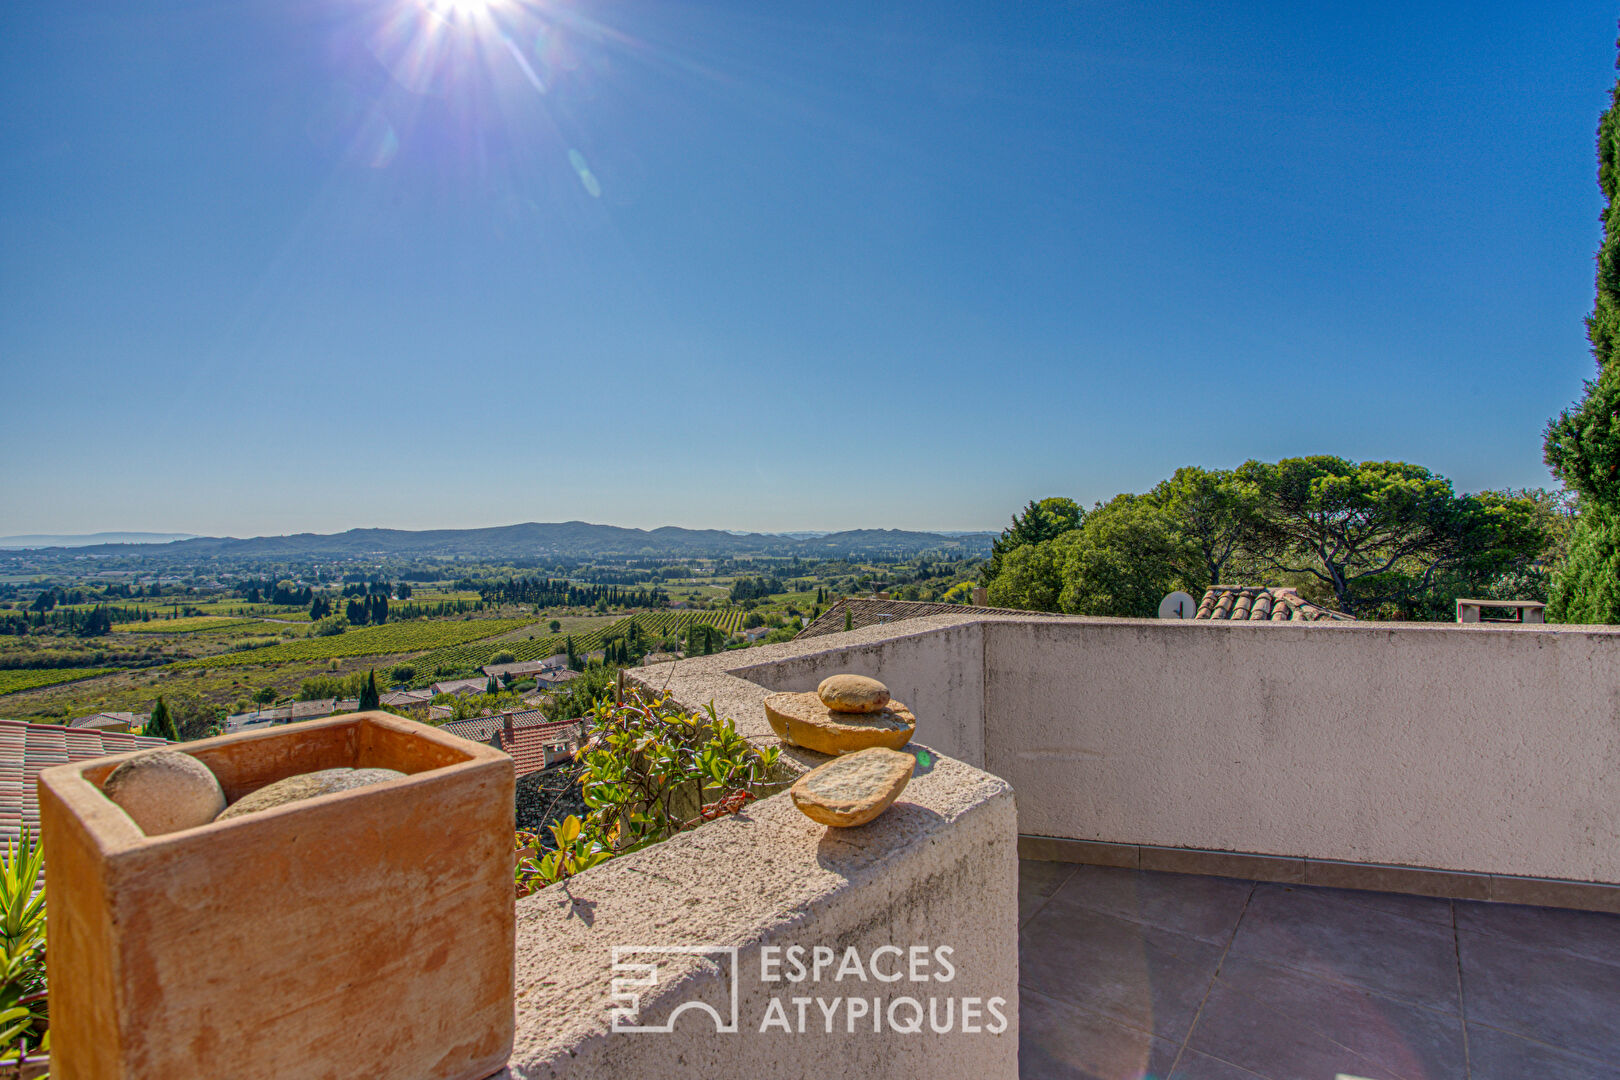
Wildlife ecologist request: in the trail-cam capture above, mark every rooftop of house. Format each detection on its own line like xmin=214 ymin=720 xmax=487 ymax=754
xmin=480 ymin=657 xmax=566 ymax=679
xmin=429 ymin=677 xmax=492 ymax=696
xmin=495 ymin=719 xmax=583 ymax=778
xmin=438 ymin=709 xmax=555 ymax=745
xmin=68 ymin=711 xmax=146 ymax=731
xmin=380 ymin=689 xmax=434 ymax=707
xmin=0 ymin=718 xmax=165 ymax=848
xmin=1195 ymin=585 xmax=1353 ymax=622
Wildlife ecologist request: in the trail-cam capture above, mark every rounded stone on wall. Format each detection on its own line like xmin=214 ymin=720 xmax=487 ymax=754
xmin=816 ymin=674 xmax=891 ymax=713
xmin=102 ymin=749 xmax=227 ymax=836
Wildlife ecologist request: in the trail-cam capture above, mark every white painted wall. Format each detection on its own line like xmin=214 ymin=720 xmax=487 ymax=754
xmin=986 ymin=618 xmax=1620 ymax=884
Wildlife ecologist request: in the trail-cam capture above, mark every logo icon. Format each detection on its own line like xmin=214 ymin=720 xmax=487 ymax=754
xmin=610 ymin=945 xmax=739 ymax=1033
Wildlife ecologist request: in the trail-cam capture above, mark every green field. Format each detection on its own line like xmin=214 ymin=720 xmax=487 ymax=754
xmin=165 ymin=617 xmax=536 ymax=670
xmin=412 ymin=609 xmax=750 ymax=674
xmin=115 ymin=616 xmax=262 ymax=634
xmin=0 ymin=668 xmax=119 ymax=696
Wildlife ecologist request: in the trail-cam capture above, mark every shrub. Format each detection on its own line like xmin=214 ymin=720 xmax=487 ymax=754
xmin=490 ymin=651 xmax=517 ymax=666
xmin=514 ymin=691 xmax=778 ymax=895
xmin=312 ymin=615 xmax=348 ymax=637
xmin=0 ymin=828 xmax=48 ymax=1063
xmin=390 ymin=664 xmax=416 ymax=685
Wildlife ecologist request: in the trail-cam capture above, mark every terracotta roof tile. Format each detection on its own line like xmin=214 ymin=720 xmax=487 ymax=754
xmin=495 ymin=721 xmax=583 ymax=778
xmin=0 ymin=718 xmax=166 ymax=858
xmin=1193 ymin=586 xmax=1353 ymax=623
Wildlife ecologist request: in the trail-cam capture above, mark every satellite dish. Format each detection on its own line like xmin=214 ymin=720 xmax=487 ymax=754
xmin=1158 ymin=591 xmax=1196 ymax=620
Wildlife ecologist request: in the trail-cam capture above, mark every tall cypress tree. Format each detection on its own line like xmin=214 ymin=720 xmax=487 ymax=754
xmin=1546 ymin=34 xmax=1620 ymax=622
xmin=146 ymin=696 xmax=178 ymax=741
xmin=359 ymin=670 xmax=380 ymax=711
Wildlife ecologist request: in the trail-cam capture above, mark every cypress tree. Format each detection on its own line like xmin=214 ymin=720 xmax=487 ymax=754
xmin=1547 ymin=34 xmax=1620 ymax=622
xmin=485 ymin=674 xmax=499 ymax=696
xmin=843 ymin=607 xmax=853 ymax=632
xmin=359 ymin=670 xmax=380 ymax=710
xmin=146 ymin=697 xmax=178 ymax=741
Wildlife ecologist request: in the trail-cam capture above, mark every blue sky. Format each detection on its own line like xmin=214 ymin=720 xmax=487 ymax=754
xmin=1 ymin=1 xmax=1615 ymax=537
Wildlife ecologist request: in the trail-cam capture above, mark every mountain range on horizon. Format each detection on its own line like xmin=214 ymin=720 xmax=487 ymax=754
xmin=0 ymin=522 xmax=996 ymax=561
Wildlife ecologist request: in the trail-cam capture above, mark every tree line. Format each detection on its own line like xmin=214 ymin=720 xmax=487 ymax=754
xmin=982 ymin=461 xmax=1565 ymax=620
xmin=475 ymin=578 xmax=669 ymax=610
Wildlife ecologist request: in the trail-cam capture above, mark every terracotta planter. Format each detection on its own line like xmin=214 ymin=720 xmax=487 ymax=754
xmin=39 ymin=712 xmax=515 ymax=1080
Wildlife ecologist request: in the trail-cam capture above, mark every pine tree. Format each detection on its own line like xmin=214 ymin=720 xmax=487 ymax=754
xmin=359 ymin=670 xmax=380 ymax=711
xmin=145 ymin=697 xmax=178 ymax=741
xmin=1547 ymin=34 xmax=1620 ymax=622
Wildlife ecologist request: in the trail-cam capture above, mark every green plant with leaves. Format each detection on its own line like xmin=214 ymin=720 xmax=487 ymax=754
xmin=513 ymin=690 xmax=779 ymax=894
xmin=0 ymin=828 xmax=48 ymax=1065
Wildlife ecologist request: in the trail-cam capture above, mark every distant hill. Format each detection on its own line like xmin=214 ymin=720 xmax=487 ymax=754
xmin=27 ymin=522 xmax=993 ymax=562
xmin=0 ymin=532 xmax=196 ymax=549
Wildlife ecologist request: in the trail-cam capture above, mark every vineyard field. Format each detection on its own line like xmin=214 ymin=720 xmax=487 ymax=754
xmin=116 ymin=617 xmax=261 ymax=634
xmin=166 ymin=618 xmax=536 ymax=670
xmin=413 ymin=609 xmax=750 ymax=675
xmin=0 ymin=668 xmax=119 ymax=696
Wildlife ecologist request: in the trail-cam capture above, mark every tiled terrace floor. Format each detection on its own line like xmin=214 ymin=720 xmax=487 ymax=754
xmin=1019 ymin=859 xmax=1620 ymax=1080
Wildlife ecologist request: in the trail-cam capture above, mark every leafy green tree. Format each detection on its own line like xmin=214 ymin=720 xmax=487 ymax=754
xmin=981 ymin=497 xmax=1083 ymax=586
xmin=986 ymin=538 xmax=1068 ymax=612
xmin=549 ymin=620 xmax=561 ymax=633
xmin=1545 ymin=43 xmax=1620 ymax=620
xmin=145 ymin=696 xmax=178 ymax=741
xmin=390 ymin=663 xmax=416 ymax=685
xmin=1237 ymin=457 xmax=1537 ymax=617
xmin=253 ymin=686 xmax=277 ymax=706
xmin=1056 ymin=496 xmax=1186 ymax=617
xmin=359 ymin=670 xmax=381 ymax=711
xmin=1147 ymin=467 xmax=1259 ymax=593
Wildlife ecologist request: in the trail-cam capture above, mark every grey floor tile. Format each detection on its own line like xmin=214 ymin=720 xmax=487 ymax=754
xmin=1188 ymin=954 xmax=1465 ymax=1080
xmin=1229 ymin=885 xmax=1461 ymax=1012
xmin=1456 ymin=900 xmax=1620 ymax=968
xmin=1018 ymin=985 xmax=1180 ymax=1080
xmin=1056 ymin=866 xmax=1254 ymax=944
xmin=1291 ymin=883 xmax=1454 ymax=927
xmin=1459 ymin=930 xmax=1620 ymax=1062
xmin=1185 ymin=975 xmax=1404 ymax=1078
xmin=1467 ymin=1024 xmax=1611 ymax=1080
xmin=1166 ymin=1050 xmax=1268 ymax=1080
xmin=1022 ymin=860 xmax=1080 ymax=925
xmin=1020 ymin=899 xmax=1225 ymax=1044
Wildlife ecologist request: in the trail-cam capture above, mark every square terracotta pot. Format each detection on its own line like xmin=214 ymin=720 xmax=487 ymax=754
xmin=39 ymin=711 xmax=515 ymax=1080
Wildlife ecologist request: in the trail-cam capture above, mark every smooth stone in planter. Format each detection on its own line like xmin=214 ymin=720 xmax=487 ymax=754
xmin=816 ymin=673 xmax=891 ymax=714
xmin=790 ymin=747 xmax=915 ymax=827
xmin=216 ymin=767 xmax=405 ymax=821
xmin=102 ymin=749 xmax=226 ymax=836
xmin=763 ymin=691 xmax=915 ymax=755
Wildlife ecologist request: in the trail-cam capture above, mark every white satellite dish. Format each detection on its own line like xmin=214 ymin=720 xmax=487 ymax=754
xmin=1158 ymin=591 xmax=1196 ymax=620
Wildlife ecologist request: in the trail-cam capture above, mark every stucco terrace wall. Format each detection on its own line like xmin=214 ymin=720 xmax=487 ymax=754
xmin=985 ymin=616 xmax=1620 ymax=885
xmin=636 ymin=612 xmax=1620 ymax=888
xmin=499 ymin=753 xmax=1018 ymax=1079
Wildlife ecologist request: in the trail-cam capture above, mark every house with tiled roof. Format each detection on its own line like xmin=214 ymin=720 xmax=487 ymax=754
xmin=437 ymin=709 xmax=582 ymax=777
xmin=480 ymin=656 xmax=566 ymax=680
xmin=495 ymin=720 xmax=583 ymax=778
xmin=1194 ymin=585 xmax=1354 ymax=622
xmin=0 ymin=718 xmax=166 ymax=851
xmin=69 ymin=711 xmax=146 ymax=733
xmin=430 ymin=677 xmax=491 ymax=697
